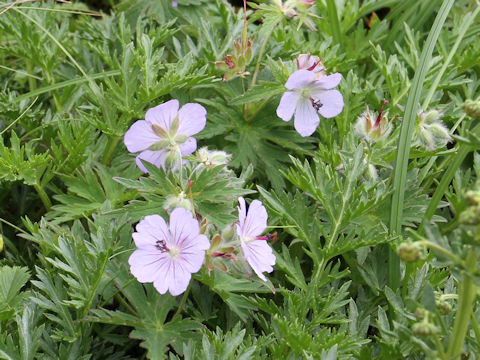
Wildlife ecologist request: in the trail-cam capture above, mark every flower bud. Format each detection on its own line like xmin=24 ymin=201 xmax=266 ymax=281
xmin=436 ymin=299 xmax=452 ymax=315
xmin=0 ymin=234 xmax=3 ymax=252
xmin=462 ymin=99 xmax=480 ymax=120
xmin=413 ymin=110 xmax=451 ymax=151
xmin=221 ymin=224 xmax=235 ymax=243
xmin=163 ymin=192 xmax=192 ymax=212
xmin=198 ymin=147 xmax=231 ymax=167
xmin=459 ymin=206 xmax=480 ymax=226
xmin=466 ymin=190 xmax=480 ymax=206
xmin=354 ymin=102 xmax=392 ymax=143
xmin=415 ymin=307 xmax=428 ymax=320
xmin=296 ymin=54 xmax=326 ymax=80
xmin=397 ymin=242 xmax=424 ymax=263
xmin=412 ymin=321 xmax=440 ymax=336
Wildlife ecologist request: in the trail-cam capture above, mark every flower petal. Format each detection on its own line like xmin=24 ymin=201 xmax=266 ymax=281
xmin=179 ymin=137 xmax=197 ymax=156
xmin=129 ymin=249 xmax=168 ymax=283
xmin=153 ymin=261 xmax=191 ymax=296
xmin=169 ymin=208 xmax=200 ymax=245
xmin=312 ymin=72 xmax=342 ymax=90
xmin=136 ymin=214 xmax=170 ymax=244
xmin=145 ymin=100 xmax=179 ymax=130
xmin=315 ymin=90 xmax=344 ymax=118
xmin=179 ymin=236 xmax=209 ymax=273
xmin=236 ymin=197 xmax=247 ymax=237
xmin=242 ymin=200 xmax=268 ymax=238
xmin=177 ymin=103 xmax=207 ymax=136
xmin=136 ymin=150 xmax=167 ymax=172
xmin=293 ymin=97 xmax=320 ymax=137
xmin=276 ymin=91 xmax=299 ymax=122
xmin=285 ymin=69 xmax=315 ymax=90
xmin=124 ymin=120 xmax=161 ymax=153
xmin=241 ymin=240 xmax=276 ymax=281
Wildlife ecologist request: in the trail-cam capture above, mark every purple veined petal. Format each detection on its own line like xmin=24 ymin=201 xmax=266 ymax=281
xmin=154 ymin=261 xmax=191 ymax=296
xmin=179 ymin=137 xmax=197 ymax=156
xmin=293 ymin=97 xmax=320 ymax=137
xmin=145 ymin=99 xmax=179 ymax=130
xmin=124 ymin=120 xmax=161 ymax=153
xmin=169 ymin=208 xmax=199 ymax=245
xmin=276 ymin=91 xmax=299 ymax=122
xmin=237 ymin=197 xmax=247 ymax=233
xmin=132 ymin=232 xmax=158 ymax=251
xmin=179 ymin=238 xmax=209 ymax=273
xmin=285 ymin=69 xmax=316 ymax=90
xmin=150 ymin=260 xmax=173 ymax=295
xmin=315 ymin=89 xmax=344 ymax=118
xmin=136 ymin=214 xmax=170 ymax=245
xmin=129 ymin=249 xmax=169 ymax=283
xmin=311 ymin=72 xmax=342 ymax=91
xmin=242 ymin=200 xmax=268 ymax=238
xmin=136 ymin=150 xmax=168 ymax=172
xmin=177 ymin=103 xmax=207 ymax=136
xmin=241 ymin=240 xmax=276 ymax=281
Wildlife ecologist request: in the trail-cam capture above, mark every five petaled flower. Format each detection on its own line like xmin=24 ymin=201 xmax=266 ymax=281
xmin=124 ymin=99 xmax=206 ymax=172
xmin=128 ymin=208 xmax=210 ymax=296
xmin=236 ymin=197 xmax=276 ymax=281
xmin=276 ymin=69 xmax=344 ymax=137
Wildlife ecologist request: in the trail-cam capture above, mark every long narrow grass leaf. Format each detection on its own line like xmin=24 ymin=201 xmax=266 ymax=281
xmin=388 ymin=0 xmax=454 ymax=290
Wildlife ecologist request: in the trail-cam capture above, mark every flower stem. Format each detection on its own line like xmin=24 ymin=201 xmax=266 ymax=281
xmin=250 ymin=25 xmax=276 ymax=88
xmin=102 ymin=136 xmax=121 ymax=166
xmin=172 ymin=281 xmax=192 ymax=319
xmin=34 ymin=183 xmax=51 ymax=211
xmin=446 ymin=249 xmax=477 ymax=359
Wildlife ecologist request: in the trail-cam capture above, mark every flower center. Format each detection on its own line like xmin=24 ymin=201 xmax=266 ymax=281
xmin=155 ymin=240 xmax=180 ymax=258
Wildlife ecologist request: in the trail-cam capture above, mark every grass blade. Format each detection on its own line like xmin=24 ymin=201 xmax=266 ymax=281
xmin=388 ymin=0 xmax=454 ymax=290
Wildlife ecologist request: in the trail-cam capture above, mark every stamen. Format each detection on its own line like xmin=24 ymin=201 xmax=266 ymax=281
xmin=374 ymin=100 xmax=388 ymax=127
xmin=155 ymin=240 xmax=169 ymax=253
xmin=307 ymin=61 xmax=318 ymax=71
xmin=310 ymin=98 xmax=323 ymax=111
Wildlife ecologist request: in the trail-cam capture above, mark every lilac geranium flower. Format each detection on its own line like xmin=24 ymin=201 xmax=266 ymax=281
xmin=236 ymin=197 xmax=276 ymax=281
xmin=128 ymin=208 xmax=210 ymax=296
xmin=276 ymin=69 xmax=344 ymax=137
xmin=124 ymin=99 xmax=206 ymax=172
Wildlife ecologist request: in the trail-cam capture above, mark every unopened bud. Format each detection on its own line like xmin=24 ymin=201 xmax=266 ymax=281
xmin=0 ymin=234 xmax=3 ymax=252
xmin=354 ymin=103 xmax=392 ymax=143
xmin=413 ymin=110 xmax=451 ymax=151
xmin=221 ymin=225 xmax=235 ymax=242
xmin=459 ymin=207 xmax=480 ymax=226
xmin=436 ymin=299 xmax=452 ymax=315
xmin=415 ymin=308 xmax=428 ymax=320
xmin=463 ymin=99 xmax=480 ymax=120
xmin=412 ymin=321 xmax=440 ymax=336
xmin=163 ymin=193 xmax=192 ymax=212
xmin=198 ymin=147 xmax=231 ymax=167
xmin=296 ymin=54 xmax=326 ymax=79
xmin=398 ymin=242 xmax=424 ymax=263
xmin=466 ymin=190 xmax=480 ymax=206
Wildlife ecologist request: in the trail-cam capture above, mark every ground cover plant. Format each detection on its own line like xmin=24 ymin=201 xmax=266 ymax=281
xmin=1 ymin=0 xmax=480 ymax=358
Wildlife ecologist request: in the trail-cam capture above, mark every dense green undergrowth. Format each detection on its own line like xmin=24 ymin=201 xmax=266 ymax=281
xmin=1 ymin=0 xmax=480 ymax=359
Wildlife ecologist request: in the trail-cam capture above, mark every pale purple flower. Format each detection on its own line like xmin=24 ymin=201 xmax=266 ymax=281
xmin=128 ymin=208 xmax=210 ymax=296
xmin=236 ymin=197 xmax=276 ymax=281
xmin=276 ymin=69 xmax=344 ymax=137
xmin=172 ymin=1 xmax=178 ymax=7
xmin=124 ymin=99 xmax=206 ymax=172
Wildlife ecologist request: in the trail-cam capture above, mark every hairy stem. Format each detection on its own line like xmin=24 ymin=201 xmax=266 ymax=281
xmin=102 ymin=136 xmax=121 ymax=166
xmin=34 ymin=183 xmax=51 ymax=211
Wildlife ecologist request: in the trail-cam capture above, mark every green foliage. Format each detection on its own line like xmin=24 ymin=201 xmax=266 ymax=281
xmin=1 ymin=0 xmax=479 ymax=358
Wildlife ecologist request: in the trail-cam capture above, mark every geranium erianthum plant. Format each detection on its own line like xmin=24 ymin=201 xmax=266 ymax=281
xmin=354 ymin=100 xmax=392 ymax=143
xmin=276 ymin=56 xmax=344 ymax=137
xmin=236 ymin=197 xmax=276 ymax=281
xmin=124 ymin=100 xmax=206 ymax=172
xmin=128 ymin=208 xmax=210 ymax=296
xmin=412 ymin=109 xmax=451 ymax=151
